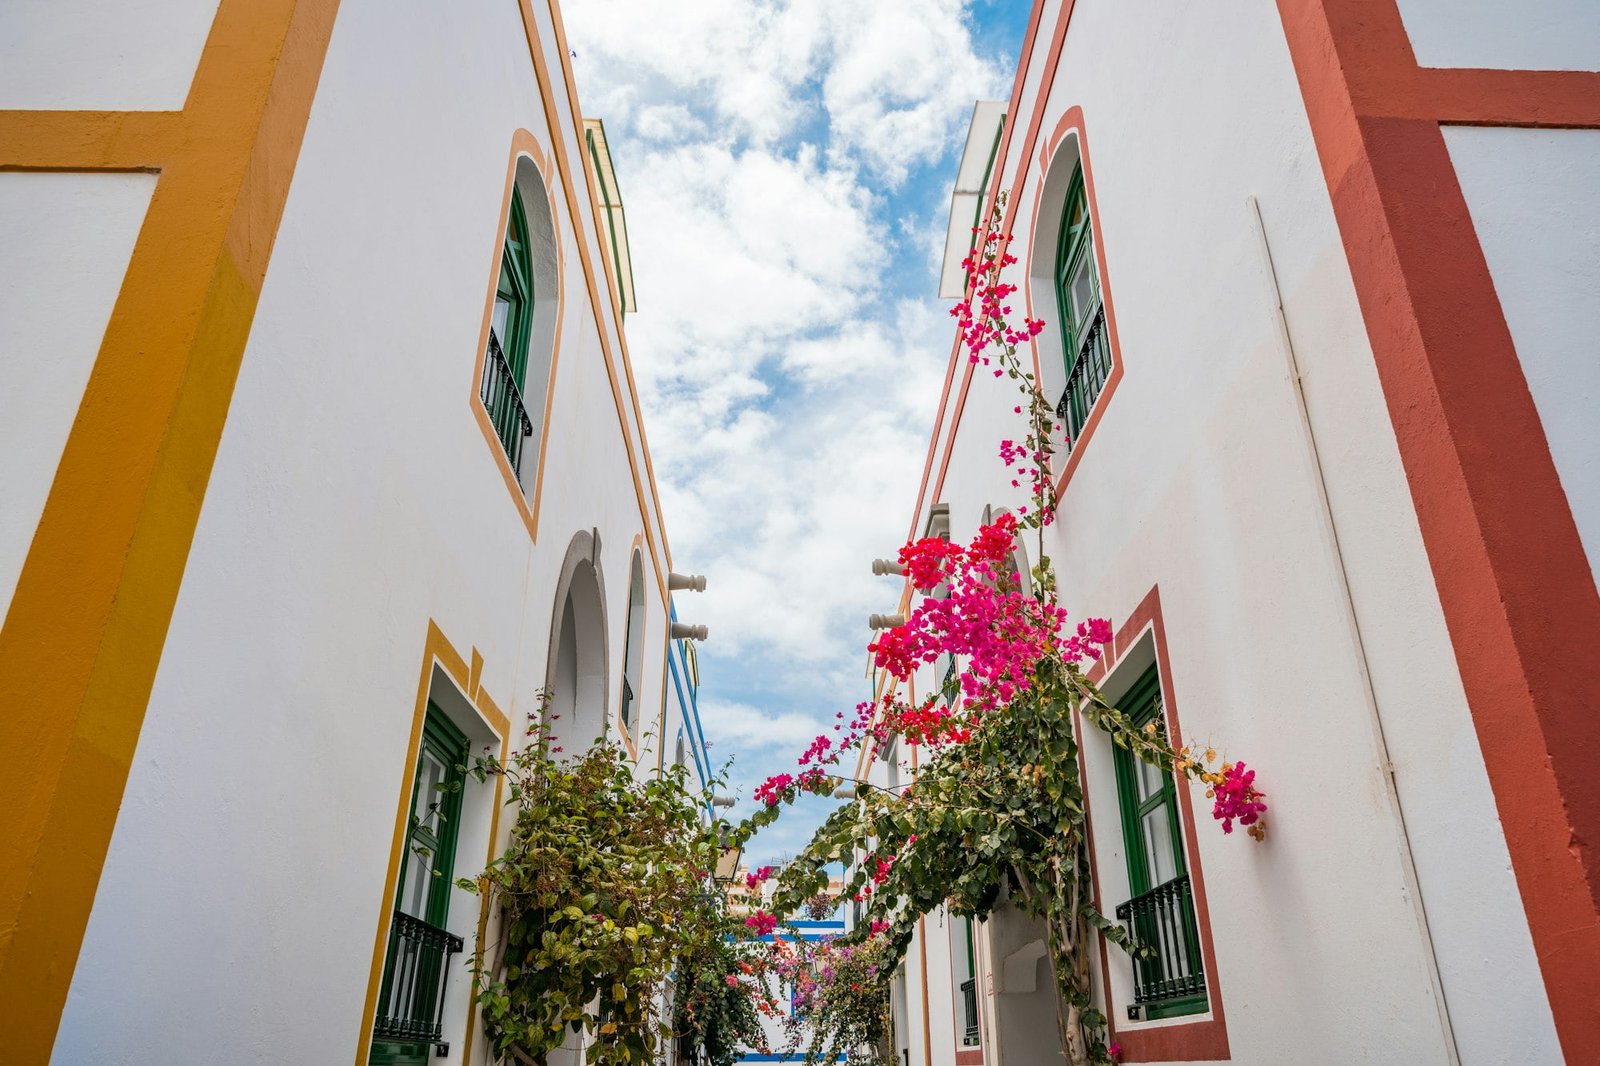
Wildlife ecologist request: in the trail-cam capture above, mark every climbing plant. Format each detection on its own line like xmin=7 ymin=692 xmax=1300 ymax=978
xmin=733 ymin=197 xmax=1267 ymax=1066
xmin=673 ymin=928 xmax=771 ymax=1066
xmin=457 ymin=709 xmax=747 ymax=1065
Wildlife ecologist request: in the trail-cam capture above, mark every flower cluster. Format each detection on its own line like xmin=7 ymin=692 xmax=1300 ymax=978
xmin=745 ymin=865 xmax=776 ymax=891
xmin=879 ymin=696 xmax=970 ymax=747
xmin=869 ymin=515 xmax=1106 ymax=715
xmin=744 ymin=911 xmax=778 ymax=937
xmin=953 ymin=206 xmax=1055 ymax=523
xmin=1210 ymin=761 xmax=1267 ymax=838
xmin=761 ymin=931 xmax=893 ymax=1057
xmin=1173 ymin=746 xmax=1269 ymax=839
xmin=753 ymin=773 xmax=793 ymax=806
xmin=953 ymin=227 xmax=1046 ymax=362
xmin=751 ymin=765 xmax=835 ymax=810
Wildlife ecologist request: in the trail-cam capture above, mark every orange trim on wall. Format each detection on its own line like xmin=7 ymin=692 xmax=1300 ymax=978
xmin=0 ymin=2 xmax=343 ymax=1058
xmin=468 ymin=128 xmax=568 ymax=544
xmin=353 ymin=620 xmax=512 ymax=1066
xmin=0 ymin=110 xmax=183 ymax=172
xmin=1089 ymin=587 xmax=1231 ymax=1062
xmin=515 ymin=0 xmax=673 ymax=607
xmin=1276 ymin=1 xmax=1600 ymax=1059
xmin=544 ymin=0 xmax=675 ymax=571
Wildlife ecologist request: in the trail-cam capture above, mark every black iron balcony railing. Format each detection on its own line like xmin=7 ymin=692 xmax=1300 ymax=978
xmin=480 ymin=329 xmax=535 ymax=476
xmin=1054 ymin=305 xmax=1112 ymax=453
xmin=1114 ymin=873 xmax=1205 ymax=1009
xmin=374 ymin=909 xmax=464 ymax=1049
xmin=959 ymin=977 xmax=980 ymax=1046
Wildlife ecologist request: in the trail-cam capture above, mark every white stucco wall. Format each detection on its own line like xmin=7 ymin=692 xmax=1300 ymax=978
xmin=1394 ymin=0 xmax=1600 ymax=71
xmin=899 ymin=1 xmax=1562 ymax=1064
xmin=0 ymin=0 xmax=216 ymax=110
xmin=47 ymin=0 xmax=682 ymax=1063
xmin=0 ymin=171 xmax=155 ymax=624
xmin=1445 ymin=125 xmax=1600 ymax=594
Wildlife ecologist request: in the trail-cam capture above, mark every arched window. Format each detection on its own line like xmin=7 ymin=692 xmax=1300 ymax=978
xmin=620 ymin=551 xmax=646 ymax=732
xmin=480 ymin=158 xmax=559 ymax=485
xmin=1054 ymin=164 xmax=1112 ymax=451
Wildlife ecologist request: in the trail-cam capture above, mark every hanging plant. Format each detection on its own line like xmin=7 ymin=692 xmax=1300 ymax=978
xmin=733 ymin=196 xmax=1267 ymax=1065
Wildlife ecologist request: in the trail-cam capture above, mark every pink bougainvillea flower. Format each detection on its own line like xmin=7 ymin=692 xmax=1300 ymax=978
xmin=1211 ymin=761 xmax=1268 ymax=835
xmin=745 ymin=911 xmax=778 ymax=937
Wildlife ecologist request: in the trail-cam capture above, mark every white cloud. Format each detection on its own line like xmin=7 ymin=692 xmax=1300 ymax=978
xmin=698 ymin=697 xmax=826 ymax=753
xmin=564 ymin=0 xmax=1008 ymax=862
xmin=565 ymin=0 xmax=1005 ymax=184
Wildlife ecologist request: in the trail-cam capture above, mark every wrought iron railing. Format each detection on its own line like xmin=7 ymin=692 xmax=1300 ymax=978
xmin=374 ymin=909 xmax=464 ymax=1048
xmin=480 ymin=329 xmax=535 ymax=476
xmin=960 ymin=977 xmax=980 ymax=1045
xmin=1114 ymin=873 xmax=1205 ymax=1008
xmin=1054 ymin=305 xmax=1112 ymax=453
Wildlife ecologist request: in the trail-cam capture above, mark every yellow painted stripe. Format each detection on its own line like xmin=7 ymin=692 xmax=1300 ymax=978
xmin=0 ymin=1 xmax=342 ymax=1059
xmin=0 ymin=110 xmax=183 ymax=172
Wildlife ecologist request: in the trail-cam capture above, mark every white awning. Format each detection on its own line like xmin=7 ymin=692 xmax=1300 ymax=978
xmin=582 ymin=118 xmax=637 ymax=315
xmin=938 ymin=100 xmax=1007 ymax=299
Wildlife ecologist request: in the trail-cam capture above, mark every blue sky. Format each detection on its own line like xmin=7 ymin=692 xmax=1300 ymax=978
xmin=564 ymin=0 xmax=1029 ymax=866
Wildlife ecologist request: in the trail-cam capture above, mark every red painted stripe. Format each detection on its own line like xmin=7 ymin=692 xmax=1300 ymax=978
xmin=1277 ymin=1 xmax=1600 ymax=1058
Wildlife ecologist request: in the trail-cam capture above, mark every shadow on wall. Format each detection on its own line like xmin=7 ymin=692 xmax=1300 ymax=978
xmin=546 ymin=530 xmax=608 ymax=749
xmin=986 ymin=889 xmax=1069 ymax=1064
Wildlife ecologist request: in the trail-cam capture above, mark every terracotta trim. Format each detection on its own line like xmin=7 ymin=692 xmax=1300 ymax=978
xmin=907 ymin=0 xmax=1046 ymax=542
xmin=1089 ymin=586 xmax=1231 ymax=1062
xmin=1034 ymin=106 xmax=1127 ymax=502
xmin=954 ymin=1051 xmax=984 ymax=1066
xmin=1276 ymin=1 xmax=1600 ymax=1059
xmin=1417 ymin=67 xmax=1600 ymax=129
xmin=918 ymin=0 xmax=1071 ymax=524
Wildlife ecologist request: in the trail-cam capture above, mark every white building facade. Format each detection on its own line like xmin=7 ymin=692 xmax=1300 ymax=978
xmin=0 ymin=2 xmax=711 ymax=1064
xmin=875 ymin=1 xmax=1600 ymax=1064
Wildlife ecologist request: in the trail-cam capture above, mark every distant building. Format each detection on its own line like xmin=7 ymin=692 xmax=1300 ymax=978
xmin=873 ymin=2 xmax=1600 ymax=1065
xmin=727 ymin=865 xmax=846 ymax=918
xmin=736 ymin=916 xmax=850 ymax=1066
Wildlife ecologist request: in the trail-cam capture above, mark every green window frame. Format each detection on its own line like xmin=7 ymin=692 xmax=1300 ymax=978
xmin=493 ymin=190 xmax=535 ymax=388
xmin=956 ymin=916 xmax=980 ymax=1046
xmin=1053 ymin=164 xmax=1113 ymax=451
xmin=371 ymin=705 xmax=470 ymax=1066
xmin=1111 ymin=666 xmax=1208 ymax=1020
xmin=482 ymin=189 xmax=538 ymax=475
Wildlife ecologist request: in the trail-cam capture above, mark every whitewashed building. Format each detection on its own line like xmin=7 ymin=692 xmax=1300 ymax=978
xmin=872 ymin=1 xmax=1600 ymax=1064
xmin=0 ymin=2 xmax=712 ymax=1064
